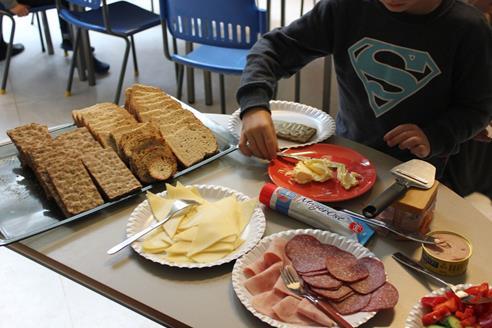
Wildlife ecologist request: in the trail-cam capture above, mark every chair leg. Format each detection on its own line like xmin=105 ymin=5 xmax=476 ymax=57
xmin=219 ymin=74 xmax=226 ymax=114
xmin=66 ymin=28 xmax=81 ymax=97
xmin=185 ymin=41 xmax=194 ymax=104
xmin=40 ymin=11 xmax=53 ymax=55
xmin=114 ymin=37 xmax=131 ymax=104
xmin=295 ymin=72 xmax=301 ymax=102
xmin=176 ymin=64 xmax=184 ymax=100
xmin=30 ymin=13 xmax=34 ymax=25
xmin=203 ymin=70 xmax=213 ymax=105
xmin=1 ymin=15 xmax=16 ymax=94
xmin=150 ymin=0 xmax=154 ymax=12
xmin=130 ymin=35 xmax=139 ymax=76
xmin=35 ymin=12 xmax=46 ymax=53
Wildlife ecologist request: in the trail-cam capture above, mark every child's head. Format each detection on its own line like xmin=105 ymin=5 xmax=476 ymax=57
xmin=379 ymin=0 xmax=442 ymax=14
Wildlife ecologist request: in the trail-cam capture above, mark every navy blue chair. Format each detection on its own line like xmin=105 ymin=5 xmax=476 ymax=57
xmin=56 ymin=0 xmax=161 ymax=103
xmin=159 ymin=0 xmax=267 ymax=114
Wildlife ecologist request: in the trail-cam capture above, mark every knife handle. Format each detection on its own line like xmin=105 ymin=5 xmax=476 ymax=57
xmin=363 ymin=181 xmax=408 ymax=218
xmin=312 ymin=298 xmax=353 ymax=328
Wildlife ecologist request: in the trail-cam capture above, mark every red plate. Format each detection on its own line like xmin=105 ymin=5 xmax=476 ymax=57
xmin=268 ymin=144 xmax=377 ymax=202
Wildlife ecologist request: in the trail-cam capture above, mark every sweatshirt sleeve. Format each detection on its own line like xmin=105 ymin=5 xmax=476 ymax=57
xmin=236 ymin=0 xmax=337 ymax=118
xmin=1 ymin=0 xmax=19 ymax=10
xmin=421 ymin=16 xmax=492 ymax=158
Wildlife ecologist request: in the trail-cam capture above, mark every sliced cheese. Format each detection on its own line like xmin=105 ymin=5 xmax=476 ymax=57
xmin=191 ymin=251 xmax=231 ymax=263
xmin=166 ymin=254 xmax=192 ymax=263
xmin=141 ymin=231 xmax=171 ymax=253
xmin=146 ymin=191 xmax=174 ymax=221
xmin=237 ymin=198 xmax=257 ymax=234
xmin=165 ymin=241 xmax=191 ymax=255
xmin=165 ymin=183 xmax=207 ymax=204
xmin=173 ymin=226 xmax=198 ymax=242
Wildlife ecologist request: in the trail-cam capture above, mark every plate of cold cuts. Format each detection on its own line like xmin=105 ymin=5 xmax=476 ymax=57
xmin=231 ymin=229 xmax=399 ymax=327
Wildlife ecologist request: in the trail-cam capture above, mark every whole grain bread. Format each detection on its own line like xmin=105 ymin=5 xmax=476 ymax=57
xmin=164 ymin=123 xmax=218 ymax=167
xmin=129 ymin=144 xmax=177 ymax=183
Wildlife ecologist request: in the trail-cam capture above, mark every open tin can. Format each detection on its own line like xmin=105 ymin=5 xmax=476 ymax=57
xmin=421 ymin=230 xmax=472 ymax=276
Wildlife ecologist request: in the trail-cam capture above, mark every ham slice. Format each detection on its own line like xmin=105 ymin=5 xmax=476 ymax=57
xmin=251 ymin=290 xmax=284 ymax=318
xmin=297 ymin=298 xmax=335 ymax=327
xmin=272 ymin=296 xmax=315 ymax=325
xmin=273 ymin=276 xmax=301 ymax=299
xmin=244 ymin=262 xmax=282 ymax=295
xmin=243 ymin=238 xmax=287 ymax=277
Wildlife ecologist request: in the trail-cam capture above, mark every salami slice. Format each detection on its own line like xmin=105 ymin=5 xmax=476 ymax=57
xmin=286 ymin=235 xmax=337 ymax=273
xmin=350 ymin=257 xmax=386 ymax=294
xmin=302 ymin=273 xmax=342 ymax=290
xmin=326 ymin=253 xmax=369 ymax=283
xmin=330 ymin=292 xmax=371 ymax=315
xmin=362 ymin=282 xmax=399 ymax=312
xmin=300 ymin=269 xmax=329 ymax=277
xmin=311 ymin=285 xmax=354 ymax=301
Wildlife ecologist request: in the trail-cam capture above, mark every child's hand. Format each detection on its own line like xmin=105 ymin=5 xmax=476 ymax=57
xmin=239 ymin=107 xmax=279 ymax=160
xmin=384 ymin=124 xmax=431 ymax=158
xmin=10 ymin=4 xmax=30 ymax=16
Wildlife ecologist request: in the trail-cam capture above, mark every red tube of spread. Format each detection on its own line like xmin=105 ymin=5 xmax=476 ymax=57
xmin=259 ymin=183 xmax=373 ymax=244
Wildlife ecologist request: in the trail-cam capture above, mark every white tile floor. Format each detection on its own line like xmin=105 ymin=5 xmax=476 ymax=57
xmin=1 ymin=1 xmax=491 ymax=327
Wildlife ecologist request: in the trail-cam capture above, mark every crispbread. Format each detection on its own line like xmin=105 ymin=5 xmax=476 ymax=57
xmin=82 ymin=148 xmax=142 ymax=200
xmin=47 ymin=157 xmax=104 ymax=217
xmin=6 ymin=123 xmax=52 ymax=168
xmin=28 ymin=145 xmax=64 ymax=198
xmin=72 ymin=102 xmax=116 ymax=127
xmin=273 ymin=120 xmax=317 ymax=143
xmin=53 ymin=127 xmax=102 ymax=154
xmin=165 ymin=123 xmax=219 ymax=167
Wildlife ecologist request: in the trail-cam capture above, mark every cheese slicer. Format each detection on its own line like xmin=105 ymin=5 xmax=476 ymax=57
xmin=362 ymin=159 xmax=436 ymax=218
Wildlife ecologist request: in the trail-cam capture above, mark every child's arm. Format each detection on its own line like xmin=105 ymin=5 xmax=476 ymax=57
xmin=236 ymin=1 xmax=337 ymax=158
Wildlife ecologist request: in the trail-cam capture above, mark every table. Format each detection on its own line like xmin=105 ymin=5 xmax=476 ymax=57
xmin=8 ymin=114 xmax=492 ymax=327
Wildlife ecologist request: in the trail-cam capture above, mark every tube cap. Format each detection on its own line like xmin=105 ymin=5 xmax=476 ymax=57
xmin=259 ymin=183 xmax=278 ymax=206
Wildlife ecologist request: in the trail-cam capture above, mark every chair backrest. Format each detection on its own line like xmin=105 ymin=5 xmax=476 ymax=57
xmin=160 ymin=0 xmax=267 ymax=49
xmin=65 ymin=0 xmax=101 ymax=10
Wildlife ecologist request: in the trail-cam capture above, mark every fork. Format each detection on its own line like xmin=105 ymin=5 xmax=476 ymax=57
xmin=280 ymin=266 xmax=354 ymax=328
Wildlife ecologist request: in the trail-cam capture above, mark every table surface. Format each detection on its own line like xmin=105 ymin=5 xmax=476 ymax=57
xmin=10 ymin=114 xmax=492 ymax=328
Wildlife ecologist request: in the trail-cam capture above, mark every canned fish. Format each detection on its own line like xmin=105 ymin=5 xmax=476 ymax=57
xmin=421 ymin=231 xmax=472 ymax=276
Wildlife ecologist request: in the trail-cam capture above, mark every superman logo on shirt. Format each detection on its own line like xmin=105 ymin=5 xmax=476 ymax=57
xmin=348 ymin=37 xmax=441 ymax=118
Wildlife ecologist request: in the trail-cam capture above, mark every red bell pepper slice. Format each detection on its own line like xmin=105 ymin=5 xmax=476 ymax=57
xmin=422 ymin=308 xmax=450 ymax=326
xmin=460 ymin=315 xmax=477 ymax=326
xmin=434 ymin=297 xmax=458 ymax=313
xmin=421 ymin=296 xmax=448 ymax=308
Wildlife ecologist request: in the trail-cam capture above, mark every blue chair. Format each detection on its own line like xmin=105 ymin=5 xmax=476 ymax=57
xmin=56 ymin=0 xmax=161 ymax=103
xmin=159 ymin=0 xmax=267 ymax=114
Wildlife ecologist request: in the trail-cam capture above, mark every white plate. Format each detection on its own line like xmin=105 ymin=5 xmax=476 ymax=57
xmin=405 ymin=284 xmax=471 ymax=328
xmin=228 ymin=101 xmax=336 ymax=149
xmin=126 ymin=184 xmax=266 ymax=269
xmin=231 ymin=229 xmax=378 ymax=328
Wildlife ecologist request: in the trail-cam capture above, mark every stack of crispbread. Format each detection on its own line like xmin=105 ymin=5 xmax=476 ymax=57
xmin=7 ymin=124 xmax=142 ymax=217
xmin=125 ymin=84 xmax=219 ymax=167
xmin=72 ymin=102 xmax=139 ymax=148
xmin=6 ymin=123 xmax=52 ymax=168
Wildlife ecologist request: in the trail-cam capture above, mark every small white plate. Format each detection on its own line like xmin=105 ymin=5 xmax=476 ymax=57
xmin=231 ymin=229 xmax=378 ymax=328
xmin=228 ymin=101 xmax=336 ymax=149
xmin=126 ymin=184 xmax=266 ymax=269
xmin=405 ymin=284 xmax=471 ymax=328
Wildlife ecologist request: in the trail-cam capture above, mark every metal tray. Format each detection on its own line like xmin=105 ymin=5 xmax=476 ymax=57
xmin=0 ymin=106 xmax=238 ymax=246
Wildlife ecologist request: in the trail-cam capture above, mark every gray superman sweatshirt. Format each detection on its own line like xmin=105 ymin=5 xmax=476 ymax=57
xmin=236 ymin=0 xmax=492 ymax=172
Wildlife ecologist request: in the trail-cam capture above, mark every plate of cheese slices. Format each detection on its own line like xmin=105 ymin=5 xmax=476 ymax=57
xmin=126 ymin=182 xmax=266 ymax=268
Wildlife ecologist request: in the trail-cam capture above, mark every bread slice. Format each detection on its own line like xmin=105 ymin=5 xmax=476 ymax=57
xmin=82 ymin=148 xmax=142 ymax=200
xmin=72 ymin=102 xmax=116 ymax=127
xmin=109 ymin=123 xmax=145 ymax=154
xmin=118 ymin=122 xmax=161 ymax=161
xmin=129 ymin=144 xmax=177 ymax=183
xmin=164 ymin=123 xmax=218 ymax=167
xmin=46 ymin=157 xmax=104 ymax=217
